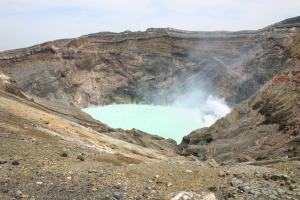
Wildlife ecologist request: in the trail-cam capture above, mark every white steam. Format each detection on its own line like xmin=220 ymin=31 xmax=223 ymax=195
xmin=171 ymin=90 xmax=231 ymax=127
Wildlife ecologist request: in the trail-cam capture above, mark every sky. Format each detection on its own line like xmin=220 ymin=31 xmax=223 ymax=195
xmin=1 ymin=0 xmax=300 ymax=51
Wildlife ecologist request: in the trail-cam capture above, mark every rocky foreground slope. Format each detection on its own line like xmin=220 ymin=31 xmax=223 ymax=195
xmin=0 ymin=17 xmax=299 ymax=199
xmin=0 ymin=80 xmax=299 ymax=199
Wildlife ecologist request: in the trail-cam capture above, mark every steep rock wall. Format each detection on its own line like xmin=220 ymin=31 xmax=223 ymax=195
xmin=1 ymin=18 xmax=299 ymax=107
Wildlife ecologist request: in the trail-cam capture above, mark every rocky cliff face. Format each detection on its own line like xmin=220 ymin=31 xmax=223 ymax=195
xmin=1 ymin=18 xmax=300 ymax=108
xmin=178 ymin=67 xmax=300 ymax=161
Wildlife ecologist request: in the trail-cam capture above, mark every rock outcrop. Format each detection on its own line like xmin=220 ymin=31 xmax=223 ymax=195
xmin=1 ymin=17 xmax=300 ymax=107
xmin=178 ymin=67 xmax=300 ymax=161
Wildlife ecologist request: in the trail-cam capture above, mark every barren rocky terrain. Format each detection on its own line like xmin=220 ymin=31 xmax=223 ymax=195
xmin=0 ymin=17 xmax=299 ymax=200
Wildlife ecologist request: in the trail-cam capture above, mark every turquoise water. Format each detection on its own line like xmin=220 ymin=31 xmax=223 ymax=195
xmin=83 ymin=103 xmax=230 ymax=143
xmin=84 ymin=104 xmax=204 ymax=143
